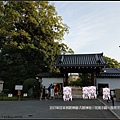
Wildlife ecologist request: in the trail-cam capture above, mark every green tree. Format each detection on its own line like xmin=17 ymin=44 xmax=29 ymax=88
xmin=78 ymin=73 xmax=91 ymax=86
xmin=23 ymin=78 xmax=39 ymax=98
xmin=104 ymin=56 xmax=120 ymax=68
xmin=68 ymin=73 xmax=91 ymax=87
xmin=0 ymin=1 xmax=74 ymax=92
xmin=0 ymin=45 xmax=28 ymax=92
xmin=58 ymin=43 xmax=74 ymax=54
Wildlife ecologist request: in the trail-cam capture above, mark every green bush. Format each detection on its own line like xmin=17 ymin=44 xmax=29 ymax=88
xmin=23 ymin=78 xmax=39 ymax=98
xmin=3 ymin=89 xmax=9 ymax=94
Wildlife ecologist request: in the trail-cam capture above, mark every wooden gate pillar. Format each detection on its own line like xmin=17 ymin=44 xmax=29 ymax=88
xmin=91 ymin=72 xmax=94 ymax=86
xmin=64 ymin=72 xmax=68 ymax=86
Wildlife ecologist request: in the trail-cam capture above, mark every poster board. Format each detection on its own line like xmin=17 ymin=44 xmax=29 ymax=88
xmin=8 ymin=93 xmax=13 ymax=97
xmin=50 ymin=88 xmax=54 ymax=97
xmin=15 ymin=85 xmax=23 ymax=90
xmin=82 ymin=87 xmax=89 ymax=99
xmin=82 ymin=86 xmax=97 ymax=99
xmin=88 ymin=86 xmax=97 ymax=99
xmin=103 ymin=88 xmax=110 ymax=100
xmin=63 ymin=86 xmax=72 ymax=101
xmin=23 ymin=93 xmax=27 ymax=97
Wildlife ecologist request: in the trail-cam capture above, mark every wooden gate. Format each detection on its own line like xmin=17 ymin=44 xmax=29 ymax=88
xmin=72 ymin=87 xmax=82 ymax=98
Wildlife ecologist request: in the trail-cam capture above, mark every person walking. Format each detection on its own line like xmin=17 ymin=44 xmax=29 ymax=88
xmin=43 ymin=86 xmax=47 ymax=100
xmin=45 ymin=88 xmax=49 ymax=99
xmin=40 ymin=84 xmax=43 ymax=100
xmin=48 ymin=83 xmax=53 ymax=99
xmin=55 ymin=84 xmax=59 ymax=99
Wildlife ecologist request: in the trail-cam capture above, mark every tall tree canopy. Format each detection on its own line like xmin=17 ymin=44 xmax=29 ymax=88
xmin=104 ymin=56 xmax=120 ymax=68
xmin=0 ymin=1 xmax=74 ymax=92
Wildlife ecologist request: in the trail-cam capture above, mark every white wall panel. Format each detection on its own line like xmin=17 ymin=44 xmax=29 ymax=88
xmin=42 ymin=78 xmax=64 ymax=88
xmin=96 ymin=78 xmax=120 ymax=90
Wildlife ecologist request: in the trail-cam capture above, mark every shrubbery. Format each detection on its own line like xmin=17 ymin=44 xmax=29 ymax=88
xmin=23 ymin=78 xmax=39 ymax=98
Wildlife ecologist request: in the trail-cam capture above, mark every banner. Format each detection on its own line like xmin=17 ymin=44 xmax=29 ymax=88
xmin=88 ymin=86 xmax=97 ymax=99
xmin=50 ymin=88 xmax=54 ymax=97
xmin=103 ymin=88 xmax=110 ymax=100
xmin=82 ymin=86 xmax=97 ymax=99
xmin=82 ymin=87 xmax=89 ymax=99
xmin=8 ymin=94 xmax=13 ymax=97
xmin=63 ymin=86 xmax=72 ymax=101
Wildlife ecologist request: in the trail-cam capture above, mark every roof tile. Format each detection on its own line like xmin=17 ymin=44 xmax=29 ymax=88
xmin=96 ymin=68 xmax=120 ymax=78
xmin=54 ymin=53 xmax=107 ymax=67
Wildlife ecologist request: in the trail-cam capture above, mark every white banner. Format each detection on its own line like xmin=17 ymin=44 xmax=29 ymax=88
xmin=8 ymin=93 xmax=13 ymax=97
xmin=50 ymin=89 xmax=54 ymax=97
xmin=63 ymin=86 xmax=72 ymax=101
xmin=82 ymin=87 xmax=89 ymax=99
xmin=15 ymin=85 xmax=23 ymax=90
xmin=82 ymin=86 xmax=97 ymax=99
xmin=23 ymin=93 xmax=27 ymax=97
xmin=88 ymin=86 xmax=97 ymax=99
xmin=103 ymin=88 xmax=110 ymax=100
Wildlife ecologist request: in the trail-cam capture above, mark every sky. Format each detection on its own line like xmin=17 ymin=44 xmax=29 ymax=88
xmin=50 ymin=1 xmax=120 ymax=62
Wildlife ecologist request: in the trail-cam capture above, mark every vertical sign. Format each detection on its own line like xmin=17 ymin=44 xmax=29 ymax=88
xmin=103 ymin=88 xmax=110 ymax=100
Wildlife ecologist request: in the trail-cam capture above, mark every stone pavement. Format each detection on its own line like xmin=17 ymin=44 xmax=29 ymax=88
xmin=0 ymin=98 xmax=119 ymax=119
xmin=98 ymin=97 xmax=120 ymax=119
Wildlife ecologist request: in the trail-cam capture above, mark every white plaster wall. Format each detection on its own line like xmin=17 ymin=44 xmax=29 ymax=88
xmin=42 ymin=78 xmax=64 ymax=88
xmin=96 ymin=78 xmax=120 ymax=90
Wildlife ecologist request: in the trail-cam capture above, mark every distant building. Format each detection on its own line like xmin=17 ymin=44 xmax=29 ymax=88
xmin=36 ymin=72 xmax=64 ymax=88
xmin=54 ymin=53 xmax=106 ymax=86
xmin=96 ymin=68 xmax=120 ymax=96
xmin=36 ymin=53 xmax=120 ymax=97
xmin=69 ymin=73 xmax=79 ymax=81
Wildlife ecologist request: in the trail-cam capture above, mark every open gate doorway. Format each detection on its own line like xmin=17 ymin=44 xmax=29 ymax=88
xmin=54 ymin=53 xmax=107 ymax=87
xmin=98 ymin=83 xmax=109 ymax=96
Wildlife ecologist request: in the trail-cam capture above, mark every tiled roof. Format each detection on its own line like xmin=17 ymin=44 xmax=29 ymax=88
xmin=36 ymin=72 xmax=64 ymax=78
xmin=54 ymin=53 xmax=107 ymax=67
xmin=96 ymin=68 xmax=120 ymax=78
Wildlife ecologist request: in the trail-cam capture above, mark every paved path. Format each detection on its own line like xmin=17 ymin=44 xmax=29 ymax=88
xmin=98 ymin=97 xmax=120 ymax=119
xmin=0 ymin=98 xmax=119 ymax=119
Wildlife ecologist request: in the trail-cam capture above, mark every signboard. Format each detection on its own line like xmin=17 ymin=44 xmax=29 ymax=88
xmin=23 ymin=93 xmax=27 ymax=97
xmin=50 ymin=88 xmax=54 ymax=97
xmin=82 ymin=87 xmax=89 ymax=99
xmin=111 ymin=91 xmax=114 ymax=96
xmin=8 ymin=93 xmax=13 ymax=97
xmin=82 ymin=86 xmax=97 ymax=99
xmin=103 ymin=88 xmax=111 ymax=100
xmin=15 ymin=85 xmax=23 ymax=90
xmin=88 ymin=86 xmax=97 ymax=99
xmin=63 ymin=86 xmax=72 ymax=101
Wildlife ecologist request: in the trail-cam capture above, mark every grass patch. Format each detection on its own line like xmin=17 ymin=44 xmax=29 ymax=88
xmin=0 ymin=95 xmax=32 ymax=101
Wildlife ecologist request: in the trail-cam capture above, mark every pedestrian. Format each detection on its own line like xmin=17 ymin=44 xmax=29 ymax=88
xmin=55 ymin=84 xmax=59 ymax=99
xmin=40 ymin=84 xmax=43 ymax=100
xmin=45 ymin=88 xmax=49 ymax=99
xmin=48 ymin=83 xmax=53 ymax=99
xmin=43 ymin=86 xmax=47 ymax=100
xmin=111 ymin=95 xmax=114 ymax=106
